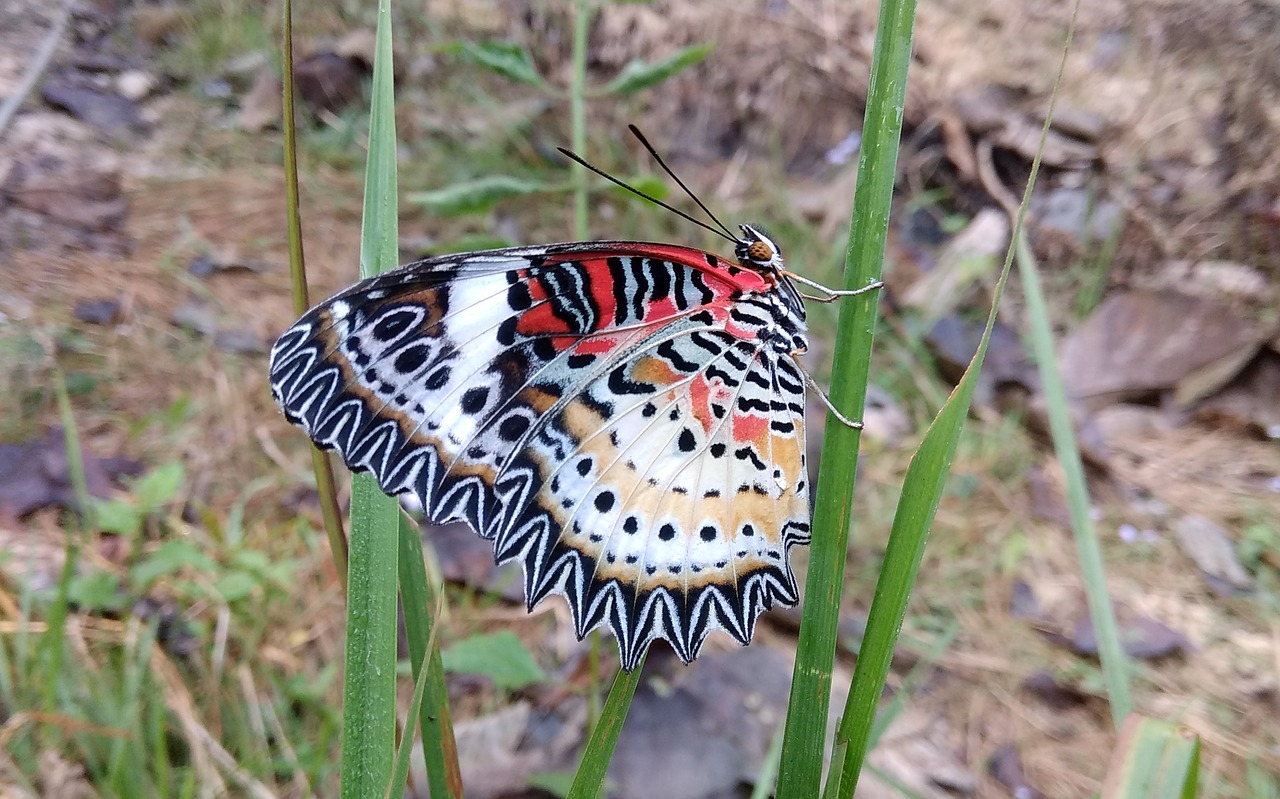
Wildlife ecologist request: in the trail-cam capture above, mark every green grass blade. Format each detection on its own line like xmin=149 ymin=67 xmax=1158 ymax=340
xmin=340 ymin=2 xmax=401 ymax=797
xmin=342 ymin=477 xmax=400 ymax=797
xmin=387 ymin=526 xmax=450 ymax=799
xmin=775 ymin=0 xmax=916 ymax=793
xmin=1014 ymin=229 xmax=1133 ymax=727
xmin=823 ymin=617 xmax=958 ymax=797
xmin=397 ymin=514 xmax=463 ymax=797
xmin=386 ymin=650 xmax=433 ymax=799
xmin=602 ymin=44 xmax=715 ymax=96
xmin=750 ymin=722 xmax=786 ymax=799
xmin=40 ymin=366 xmax=88 ymax=735
xmin=450 ymin=40 xmax=547 ymax=88
xmin=1101 ymin=715 xmax=1200 ymax=798
xmin=281 ymin=0 xmax=348 ymax=588
xmin=566 ymin=654 xmax=646 ymax=799
xmin=992 ymin=0 xmax=1131 ymax=729
xmin=407 ymin=176 xmax=553 ymax=216
xmin=828 ymin=435 xmax=981 ymax=798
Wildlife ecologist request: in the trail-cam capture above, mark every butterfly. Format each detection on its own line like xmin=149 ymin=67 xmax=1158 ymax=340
xmin=268 ymin=129 xmax=879 ymax=670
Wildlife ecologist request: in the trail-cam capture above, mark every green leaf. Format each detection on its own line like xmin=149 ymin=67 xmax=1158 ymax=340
xmin=231 ymin=549 xmax=270 ymax=572
xmin=262 ymin=557 xmax=304 ymax=586
xmin=131 ymin=540 xmax=217 ymax=585
xmin=450 ymin=40 xmax=546 ymax=87
xmin=529 ymin=771 xmax=575 ymax=798
xmin=603 ymin=44 xmax=714 ymax=95
xmin=566 ymin=660 xmax=645 ymax=799
xmin=93 ymin=498 xmax=143 ymax=536
xmin=213 ymin=571 xmax=260 ymax=602
xmin=605 ymin=174 xmax=670 ymax=204
xmin=442 ymin=631 xmax=546 ymax=690
xmin=67 ymin=571 xmax=123 ymax=612
xmin=407 ymin=176 xmax=553 ymax=217
xmin=1015 ymin=230 xmax=1133 ymax=728
xmin=1102 ymin=715 xmax=1199 ymax=798
xmin=63 ymin=371 xmax=98 ymax=396
xmin=131 ymin=462 xmax=184 ymax=511
xmin=398 ymin=514 xmax=462 ymax=798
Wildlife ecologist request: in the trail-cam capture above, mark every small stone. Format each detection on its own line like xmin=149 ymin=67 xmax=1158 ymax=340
xmin=41 ymin=82 xmax=140 ymax=134
xmin=201 ymin=78 xmax=233 ymax=101
xmin=171 ymin=302 xmax=217 ymax=336
xmin=115 ymin=70 xmax=157 ymax=102
xmin=74 ymin=299 xmax=123 ymax=325
xmin=213 ymin=329 xmax=265 ymax=354
xmin=1173 ymin=514 xmax=1255 ymax=594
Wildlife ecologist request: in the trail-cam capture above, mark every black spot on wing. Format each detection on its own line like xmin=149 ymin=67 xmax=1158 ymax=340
xmin=656 ymin=339 xmax=699 ymax=372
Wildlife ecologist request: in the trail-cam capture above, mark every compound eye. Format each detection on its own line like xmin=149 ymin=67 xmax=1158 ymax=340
xmin=746 ymin=240 xmax=774 ymax=263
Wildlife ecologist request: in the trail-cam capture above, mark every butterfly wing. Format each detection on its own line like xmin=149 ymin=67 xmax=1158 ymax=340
xmin=492 ymin=321 xmax=810 ymax=668
xmin=268 ymin=242 xmax=809 ymax=668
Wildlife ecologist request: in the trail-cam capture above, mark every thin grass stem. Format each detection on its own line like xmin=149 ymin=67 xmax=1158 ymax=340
xmin=281 ymin=0 xmax=348 ymax=587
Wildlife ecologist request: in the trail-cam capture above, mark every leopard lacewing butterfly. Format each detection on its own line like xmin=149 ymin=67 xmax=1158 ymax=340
xmin=268 ymin=128 xmax=877 ymax=669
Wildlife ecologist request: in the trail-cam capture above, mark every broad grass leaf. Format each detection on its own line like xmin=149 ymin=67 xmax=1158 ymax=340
xmin=451 ymin=41 xmax=547 ymax=87
xmin=408 ymin=176 xmax=551 ymax=216
xmin=1101 ymin=715 xmax=1199 ymax=799
xmin=604 ymin=44 xmax=714 ymax=95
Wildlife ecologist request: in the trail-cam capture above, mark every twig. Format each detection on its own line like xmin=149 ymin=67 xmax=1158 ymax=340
xmin=0 ymin=0 xmax=76 ymax=140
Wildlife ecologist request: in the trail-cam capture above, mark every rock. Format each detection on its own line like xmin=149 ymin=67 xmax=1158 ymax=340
xmin=294 ymin=52 xmax=366 ymax=116
xmin=74 ymin=298 xmax=123 ymax=325
xmin=41 ymin=82 xmax=141 ymax=134
xmin=115 ymin=69 xmax=158 ymax=101
xmin=1172 ymin=514 xmax=1254 ymax=594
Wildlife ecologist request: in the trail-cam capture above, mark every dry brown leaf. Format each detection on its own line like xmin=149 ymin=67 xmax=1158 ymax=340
xmin=1059 ymin=291 xmax=1262 ymax=405
xmin=237 ymin=68 xmax=281 ymax=133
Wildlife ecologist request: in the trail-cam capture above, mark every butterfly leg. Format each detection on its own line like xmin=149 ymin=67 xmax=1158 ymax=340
xmin=785 ymin=272 xmax=884 ymax=301
xmin=798 ymin=367 xmax=864 ymax=429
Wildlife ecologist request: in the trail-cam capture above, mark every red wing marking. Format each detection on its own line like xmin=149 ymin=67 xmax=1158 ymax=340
xmin=732 ymin=412 xmax=768 ymax=447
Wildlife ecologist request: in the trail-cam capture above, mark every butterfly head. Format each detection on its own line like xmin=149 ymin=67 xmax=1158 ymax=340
xmin=735 ymin=224 xmax=784 ymax=272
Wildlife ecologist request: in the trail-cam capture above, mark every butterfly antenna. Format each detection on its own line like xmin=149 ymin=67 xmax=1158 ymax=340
xmin=627 ymin=125 xmax=738 ymax=242
xmin=557 ymin=146 xmax=737 ymax=245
